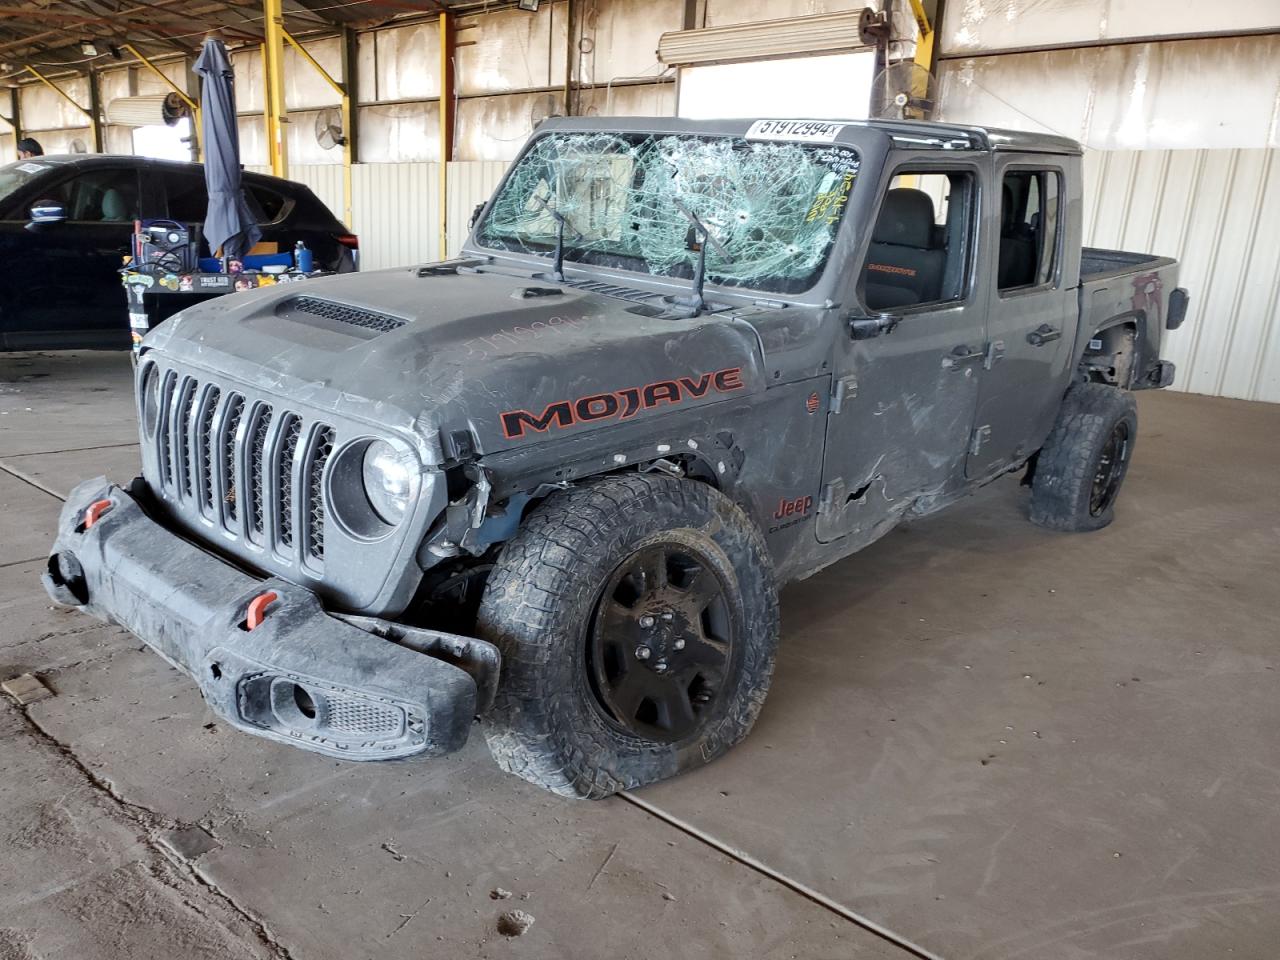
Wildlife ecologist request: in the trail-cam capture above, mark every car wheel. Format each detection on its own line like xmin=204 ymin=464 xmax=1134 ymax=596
xmin=477 ymin=473 xmax=779 ymax=799
xmin=1030 ymin=382 xmax=1138 ymax=532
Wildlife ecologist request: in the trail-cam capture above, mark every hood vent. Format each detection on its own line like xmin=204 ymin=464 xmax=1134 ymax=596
xmin=556 ymin=278 xmax=661 ymax=305
xmin=289 ymin=297 xmax=407 ymax=334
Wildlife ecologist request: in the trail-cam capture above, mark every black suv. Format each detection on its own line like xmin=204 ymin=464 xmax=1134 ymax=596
xmin=0 ymin=155 xmax=357 ymax=350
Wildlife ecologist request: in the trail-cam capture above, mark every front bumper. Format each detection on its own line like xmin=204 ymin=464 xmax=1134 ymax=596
xmin=43 ymin=478 xmax=498 ymax=761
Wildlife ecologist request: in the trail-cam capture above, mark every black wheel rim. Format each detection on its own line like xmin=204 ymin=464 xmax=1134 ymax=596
xmin=1090 ymin=421 xmax=1130 ymax=516
xmin=585 ymin=542 xmax=736 ymax=744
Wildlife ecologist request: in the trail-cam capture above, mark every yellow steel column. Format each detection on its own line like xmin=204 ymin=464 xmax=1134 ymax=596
xmin=907 ymin=0 xmax=936 ymax=119
xmin=262 ymin=0 xmax=289 ymax=178
xmin=437 ymin=11 xmax=454 ymax=259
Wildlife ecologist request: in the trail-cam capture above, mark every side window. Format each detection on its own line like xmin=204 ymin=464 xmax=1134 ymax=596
xmin=247 ymin=184 xmax=287 ymax=224
xmin=48 ymin=169 xmax=140 ymax=222
xmin=161 ymin=171 xmax=207 ymax=223
xmin=860 ymin=170 xmax=975 ymax=311
xmin=998 ymin=169 xmax=1061 ymax=292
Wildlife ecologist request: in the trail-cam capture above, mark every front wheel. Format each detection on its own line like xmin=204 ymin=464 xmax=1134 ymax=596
xmin=1030 ymin=382 xmax=1138 ymax=532
xmin=476 ymin=474 xmax=779 ymax=799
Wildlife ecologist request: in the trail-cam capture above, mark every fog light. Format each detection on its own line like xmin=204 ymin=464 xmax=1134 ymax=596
xmin=270 ymin=678 xmax=326 ymax=730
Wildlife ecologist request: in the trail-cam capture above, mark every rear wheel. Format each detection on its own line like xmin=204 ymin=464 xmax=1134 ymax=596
xmin=477 ymin=474 xmax=779 ymax=799
xmin=1030 ymin=382 xmax=1137 ymax=532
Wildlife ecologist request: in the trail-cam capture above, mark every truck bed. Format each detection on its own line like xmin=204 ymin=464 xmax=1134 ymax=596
xmin=1080 ymin=246 xmax=1174 ymax=283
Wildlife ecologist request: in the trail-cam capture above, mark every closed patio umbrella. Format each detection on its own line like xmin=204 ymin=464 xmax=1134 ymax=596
xmin=195 ymin=36 xmax=261 ymax=262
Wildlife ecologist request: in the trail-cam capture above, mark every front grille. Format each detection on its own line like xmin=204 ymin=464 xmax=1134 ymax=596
xmin=326 ymin=694 xmax=402 ymax=735
xmin=248 ymin=406 xmax=274 ymax=541
xmin=277 ymin=414 xmax=302 ymax=549
xmin=306 ymin=427 xmax=335 ymax=561
xmin=290 ymin=296 xmax=407 ymax=333
xmin=220 ymin=395 xmax=245 ymax=525
xmin=197 ymin=387 xmax=220 ymax=516
xmin=150 ymin=371 xmax=335 ymax=571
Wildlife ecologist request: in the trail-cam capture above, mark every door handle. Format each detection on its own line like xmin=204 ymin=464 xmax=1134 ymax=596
xmin=943 ymin=344 xmax=984 ymax=370
xmin=1027 ymin=324 xmax=1062 ymax=346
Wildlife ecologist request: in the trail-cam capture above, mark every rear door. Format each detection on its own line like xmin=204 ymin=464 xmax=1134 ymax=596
xmin=817 ymin=158 xmax=989 ymax=545
xmin=3 ymin=164 xmax=141 ymax=350
xmin=965 ymin=158 xmax=1074 ymax=478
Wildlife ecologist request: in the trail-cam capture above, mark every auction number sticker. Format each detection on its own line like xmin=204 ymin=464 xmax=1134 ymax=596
xmin=746 ymin=120 xmax=846 ymax=143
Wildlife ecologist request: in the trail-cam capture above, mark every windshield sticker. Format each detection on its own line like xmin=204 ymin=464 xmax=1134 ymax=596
xmin=478 ymin=133 xmax=860 ymax=295
xmin=805 ymin=171 xmax=855 ymax=225
xmin=745 ymin=120 xmax=846 ymax=143
xmin=15 ymin=162 xmax=46 ymax=174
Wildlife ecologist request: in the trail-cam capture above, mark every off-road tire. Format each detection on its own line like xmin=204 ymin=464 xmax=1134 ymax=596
xmin=476 ymin=473 xmax=779 ymax=799
xmin=1030 ymin=382 xmax=1137 ymax=532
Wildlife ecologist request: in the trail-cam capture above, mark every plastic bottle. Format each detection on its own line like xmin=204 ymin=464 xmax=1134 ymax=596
xmin=294 ymin=241 xmax=314 ymax=274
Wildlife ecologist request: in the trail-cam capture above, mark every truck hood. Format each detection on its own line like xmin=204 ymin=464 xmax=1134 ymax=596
xmin=145 ymin=266 xmax=768 ymax=459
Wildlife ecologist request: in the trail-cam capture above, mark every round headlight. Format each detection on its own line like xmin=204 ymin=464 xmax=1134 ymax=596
xmin=362 ymin=440 xmax=413 ymax=525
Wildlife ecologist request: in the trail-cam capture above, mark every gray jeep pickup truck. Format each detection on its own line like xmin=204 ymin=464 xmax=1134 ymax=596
xmin=44 ymin=117 xmax=1189 ymax=798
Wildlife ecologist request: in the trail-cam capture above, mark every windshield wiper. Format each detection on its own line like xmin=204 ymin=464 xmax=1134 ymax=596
xmin=673 ymin=199 xmax=730 ymax=316
xmin=531 ymin=192 xmax=581 ymax=282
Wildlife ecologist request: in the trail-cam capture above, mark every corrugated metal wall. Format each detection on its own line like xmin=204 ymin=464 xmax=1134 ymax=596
xmin=445 ymin=161 xmax=510 ymax=257
xmin=1083 ymin=149 xmax=1280 ymax=404
xmin=253 ymin=162 xmax=449 ymax=269
xmin=350 ymin=163 xmax=443 ymax=270
xmin=936 ymin=11 xmax=1280 ymax=404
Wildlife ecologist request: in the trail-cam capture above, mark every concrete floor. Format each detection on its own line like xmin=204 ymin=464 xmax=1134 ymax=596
xmin=2 ymin=350 xmax=1278 ymax=960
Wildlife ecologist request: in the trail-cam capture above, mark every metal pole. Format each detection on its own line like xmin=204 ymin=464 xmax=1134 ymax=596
xmin=682 ymin=0 xmax=697 ymax=30
xmin=262 ymin=0 xmax=289 ymax=178
xmin=340 ymin=26 xmax=359 ymax=228
xmin=562 ymin=0 xmax=575 ymax=117
xmin=3 ymin=88 xmax=19 ymax=140
xmin=87 ymin=68 xmax=104 ymax=152
xmin=438 ymin=10 xmax=454 ymax=259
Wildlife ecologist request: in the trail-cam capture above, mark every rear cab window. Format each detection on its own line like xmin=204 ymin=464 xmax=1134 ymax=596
xmin=998 ymin=169 xmax=1062 ymax=293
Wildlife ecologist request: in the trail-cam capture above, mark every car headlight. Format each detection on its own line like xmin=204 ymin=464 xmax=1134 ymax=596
xmin=362 ymin=440 xmax=413 ymax=525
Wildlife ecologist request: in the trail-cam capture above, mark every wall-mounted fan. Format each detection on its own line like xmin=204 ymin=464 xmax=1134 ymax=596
xmin=315 ymin=107 xmax=345 ymax=150
xmin=870 ymin=62 xmax=937 ymax=120
xmin=529 ymin=92 xmax=560 ymax=131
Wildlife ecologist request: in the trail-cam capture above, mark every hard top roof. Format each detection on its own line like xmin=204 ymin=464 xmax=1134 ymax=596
xmin=536 ymin=116 xmax=1083 ymax=155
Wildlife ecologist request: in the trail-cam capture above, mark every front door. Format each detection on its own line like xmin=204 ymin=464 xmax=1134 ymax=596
xmin=2 ymin=166 xmax=141 ymax=350
xmin=817 ymin=162 xmax=989 ymax=545
xmin=966 ymin=159 xmax=1075 ymax=478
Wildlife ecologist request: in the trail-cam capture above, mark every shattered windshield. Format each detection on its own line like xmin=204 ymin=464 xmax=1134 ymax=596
xmin=476 ymin=132 xmax=860 ymax=295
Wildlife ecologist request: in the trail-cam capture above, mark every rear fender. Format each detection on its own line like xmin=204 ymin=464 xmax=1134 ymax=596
xmin=1078 ymin=314 xmax=1141 ymax=388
